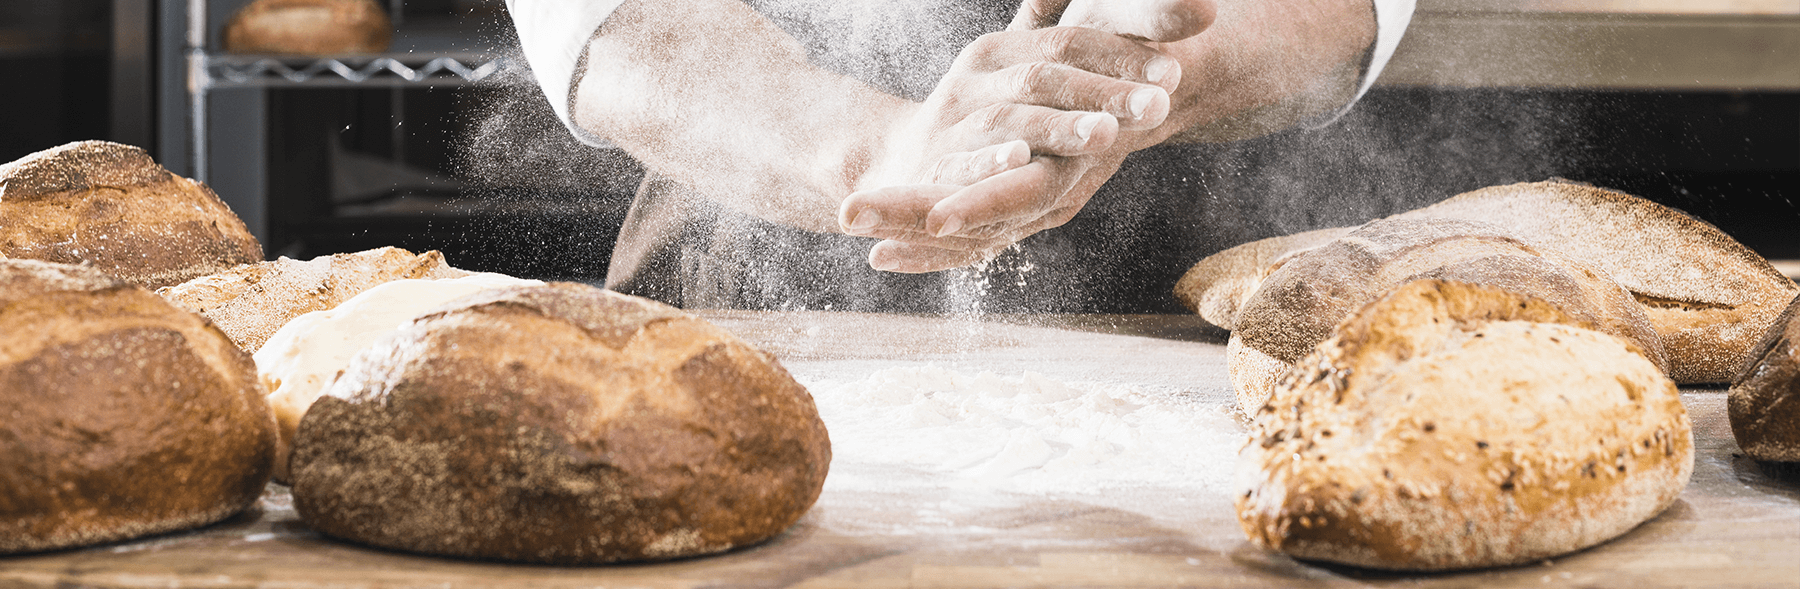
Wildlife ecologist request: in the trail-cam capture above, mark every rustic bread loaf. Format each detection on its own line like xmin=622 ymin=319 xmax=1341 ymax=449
xmin=1174 ymin=227 xmax=1352 ymax=330
xmin=158 ymin=247 xmax=469 ymax=353
xmin=223 ymin=0 xmax=391 ymax=55
xmin=0 ymin=259 xmax=276 ymax=554
xmin=1229 ymin=218 xmax=1665 ymax=413
xmin=1237 ymin=279 xmax=1692 ymax=571
xmin=0 ymin=141 xmax=263 ymax=289
xmin=289 ymin=283 xmax=831 ymax=564
xmin=1397 ymin=179 xmax=1797 ymax=383
xmin=1728 ymin=293 xmax=1800 ymax=462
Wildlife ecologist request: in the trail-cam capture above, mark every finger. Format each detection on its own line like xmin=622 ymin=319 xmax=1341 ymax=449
xmin=962 ymin=27 xmax=1182 ymax=91
xmin=1056 ymin=0 xmax=1216 ymax=43
xmin=924 ymin=156 xmax=1088 ymax=238
xmin=987 ymin=61 xmax=1170 ymax=129
xmin=928 ymin=139 xmax=1032 ymax=185
xmin=838 ymin=184 xmax=955 ymax=237
xmin=868 ymin=239 xmax=1009 ymax=274
xmin=1008 ymin=0 xmax=1074 ymax=32
xmin=954 ymin=104 xmax=1119 ymax=156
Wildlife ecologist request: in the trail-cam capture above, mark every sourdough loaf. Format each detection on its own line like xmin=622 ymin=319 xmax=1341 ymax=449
xmin=223 ymin=0 xmax=391 ymax=54
xmin=289 ymin=283 xmax=831 ymax=563
xmin=0 ymin=141 xmax=263 ymax=289
xmin=1237 ymin=279 xmax=1692 ymax=570
xmin=0 ymin=260 xmax=275 ymax=554
xmin=1728 ymin=293 xmax=1800 ymax=462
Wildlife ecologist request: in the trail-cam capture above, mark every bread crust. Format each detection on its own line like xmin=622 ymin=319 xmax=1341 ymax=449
xmin=1237 ymin=280 xmax=1692 ymax=571
xmin=223 ymin=0 xmax=391 ymax=55
xmin=1728 ymin=293 xmax=1800 ymax=462
xmin=0 ymin=141 xmax=263 ymax=289
xmin=289 ymin=284 xmax=831 ymax=564
xmin=0 ymin=260 xmax=276 ymax=554
xmin=1174 ymin=227 xmax=1353 ymax=330
xmin=158 ymin=247 xmax=468 ymax=353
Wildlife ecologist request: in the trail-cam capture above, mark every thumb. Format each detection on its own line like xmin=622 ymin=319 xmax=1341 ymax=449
xmin=1057 ymin=0 xmax=1216 ymax=43
xmin=1008 ymin=0 xmax=1074 ymax=31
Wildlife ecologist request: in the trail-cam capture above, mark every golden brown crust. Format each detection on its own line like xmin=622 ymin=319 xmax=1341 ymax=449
xmin=157 ymin=247 xmax=469 ymax=352
xmin=289 ymin=283 xmax=830 ymax=564
xmin=1728 ymin=294 xmax=1800 ymax=462
xmin=1237 ymin=279 xmax=1693 ymax=571
xmin=0 ymin=141 xmax=263 ymax=289
xmin=0 ymin=259 xmax=276 ymax=554
xmin=223 ymin=0 xmax=392 ymax=55
xmin=1174 ymin=227 xmax=1354 ymax=330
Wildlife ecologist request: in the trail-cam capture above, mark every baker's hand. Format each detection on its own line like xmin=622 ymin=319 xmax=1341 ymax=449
xmin=839 ymin=0 xmax=1216 ymax=273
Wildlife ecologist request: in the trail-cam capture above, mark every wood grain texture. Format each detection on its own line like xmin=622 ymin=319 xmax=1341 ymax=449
xmin=0 ymin=312 xmax=1794 ymax=588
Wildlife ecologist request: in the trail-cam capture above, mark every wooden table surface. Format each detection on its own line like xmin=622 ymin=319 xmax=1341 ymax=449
xmin=2 ymin=311 xmax=1796 ymax=588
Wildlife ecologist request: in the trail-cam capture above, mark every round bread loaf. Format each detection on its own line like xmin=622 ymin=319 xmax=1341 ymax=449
xmin=223 ymin=0 xmax=391 ymax=55
xmin=158 ymin=246 xmax=470 ymax=353
xmin=1237 ymin=279 xmax=1692 ymax=571
xmin=1729 ymin=293 xmax=1800 ymax=462
xmin=0 ymin=141 xmax=263 ymax=289
xmin=289 ymin=283 xmax=831 ymax=564
xmin=1174 ymin=226 xmax=1352 ymax=330
xmin=0 ymin=259 xmax=276 ymax=554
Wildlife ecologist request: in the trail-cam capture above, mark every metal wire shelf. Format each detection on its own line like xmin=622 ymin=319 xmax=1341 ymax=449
xmin=202 ymin=53 xmax=513 ymax=88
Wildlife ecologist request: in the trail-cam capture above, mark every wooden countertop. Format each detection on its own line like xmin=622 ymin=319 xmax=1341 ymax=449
xmin=2 ymin=311 xmax=1796 ymax=588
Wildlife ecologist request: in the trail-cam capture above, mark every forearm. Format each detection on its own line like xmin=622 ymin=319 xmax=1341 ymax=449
xmin=570 ymin=0 xmax=907 ymax=232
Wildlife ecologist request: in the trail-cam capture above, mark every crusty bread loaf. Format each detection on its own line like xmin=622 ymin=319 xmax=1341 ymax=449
xmin=290 ymin=283 xmax=831 ymax=564
xmin=1397 ymin=180 xmax=1797 ymax=383
xmin=1174 ymin=227 xmax=1353 ymax=330
xmin=1728 ymin=293 xmax=1800 ymax=462
xmin=158 ymin=247 xmax=469 ymax=353
xmin=0 ymin=259 xmax=276 ymax=554
xmin=223 ymin=0 xmax=391 ymax=55
xmin=1229 ymin=218 xmax=1666 ymax=413
xmin=0 ymin=141 xmax=263 ymax=289
xmin=1237 ymin=279 xmax=1692 ymax=571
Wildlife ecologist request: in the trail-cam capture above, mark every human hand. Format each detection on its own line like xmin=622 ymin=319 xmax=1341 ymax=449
xmin=839 ymin=0 xmax=1216 ymax=273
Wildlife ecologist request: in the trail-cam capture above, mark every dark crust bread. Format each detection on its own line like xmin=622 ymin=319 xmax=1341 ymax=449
xmin=0 ymin=259 xmax=276 ymax=554
xmin=1728 ymin=293 xmax=1800 ymax=462
xmin=1174 ymin=227 xmax=1354 ymax=330
xmin=223 ymin=0 xmax=392 ymax=55
xmin=0 ymin=141 xmax=264 ymax=289
xmin=1238 ymin=279 xmax=1692 ymax=571
xmin=157 ymin=247 xmax=469 ymax=352
xmin=290 ymin=283 xmax=831 ymax=564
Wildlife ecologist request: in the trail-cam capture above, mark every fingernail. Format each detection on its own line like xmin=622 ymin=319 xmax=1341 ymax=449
xmin=847 ymin=209 xmax=881 ymax=233
xmin=1145 ymin=57 xmax=1177 ymax=84
xmin=935 ymin=215 xmax=964 ymax=238
xmin=996 ymin=140 xmax=1027 ymax=166
xmin=871 ymin=256 xmax=900 ymax=272
xmin=1075 ymin=113 xmax=1106 ymax=142
xmin=1129 ymin=88 xmax=1158 ymax=119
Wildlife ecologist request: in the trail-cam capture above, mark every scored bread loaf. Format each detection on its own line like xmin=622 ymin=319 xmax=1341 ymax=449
xmin=158 ymin=246 xmax=470 ymax=353
xmin=1237 ymin=279 xmax=1692 ymax=571
xmin=290 ymin=283 xmax=831 ymax=564
xmin=1174 ymin=226 xmax=1352 ymax=330
xmin=0 ymin=141 xmax=263 ymax=289
xmin=0 ymin=259 xmax=276 ymax=554
xmin=1728 ymin=293 xmax=1800 ymax=462
xmin=223 ymin=0 xmax=391 ymax=54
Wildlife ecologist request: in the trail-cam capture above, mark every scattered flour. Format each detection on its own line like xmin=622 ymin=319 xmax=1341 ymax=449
xmin=800 ymin=365 xmax=1242 ymax=496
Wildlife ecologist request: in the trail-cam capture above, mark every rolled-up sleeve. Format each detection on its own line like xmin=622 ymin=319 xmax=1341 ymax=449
xmin=507 ymin=0 xmax=627 ymax=146
xmin=1308 ymin=0 xmax=1416 ymax=127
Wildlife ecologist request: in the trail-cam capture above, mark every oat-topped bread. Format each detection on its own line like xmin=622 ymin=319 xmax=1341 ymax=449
xmin=1729 ymin=293 xmax=1800 ymax=462
xmin=0 ymin=141 xmax=263 ymax=289
xmin=1229 ymin=217 xmax=1665 ymax=412
xmin=0 ymin=259 xmax=275 ymax=554
xmin=1237 ymin=279 xmax=1692 ymax=571
xmin=1174 ymin=227 xmax=1352 ymax=330
xmin=158 ymin=246 xmax=469 ymax=353
xmin=289 ymin=283 xmax=831 ymax=564
xmin=1397 ymin=179 xmax=1797 ymax=383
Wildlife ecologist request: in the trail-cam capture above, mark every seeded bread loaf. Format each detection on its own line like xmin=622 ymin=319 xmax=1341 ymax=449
xmin=289 ymin=283 xmax=831 ymax=564
xmin=1728 ymin=294 xmax=1800 ymax=462
xmin=0 ymin=141 xmax=263 ymax=289
xmin=1237 ymin=279 xmax=1692 ymax=571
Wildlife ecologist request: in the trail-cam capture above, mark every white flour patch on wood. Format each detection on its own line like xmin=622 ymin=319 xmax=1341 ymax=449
xmin=800 ymin=365 xmax=1241 ymax=496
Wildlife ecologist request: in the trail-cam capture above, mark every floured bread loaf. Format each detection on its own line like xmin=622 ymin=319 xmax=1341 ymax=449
xmin=1398 ymin=179 xmax=1797 ymax=383
xmin=223 ymin=0 xmax=391 ymax=54
xmin=254 ymin=272 xmax=541 ymax=483
xmin=0 ymin=259 xmax=275 ymax=554
xmin=1237 ymin=279 xmax=1692 ymax=571
xmin=1729 ymin=294 xmax=1800 ymax=462
xmin=0 ymin=141 xmax=263 ymax=289
xmin=1174 ymin=227 xmax=1352 ymax=330
xmin=158 ymin=246 xmax=470 ymax=353
xmin=289 ymin=283 xmax=830 ymax=564
xmin=1229 ymin=218 xmax=1665 ymax=412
